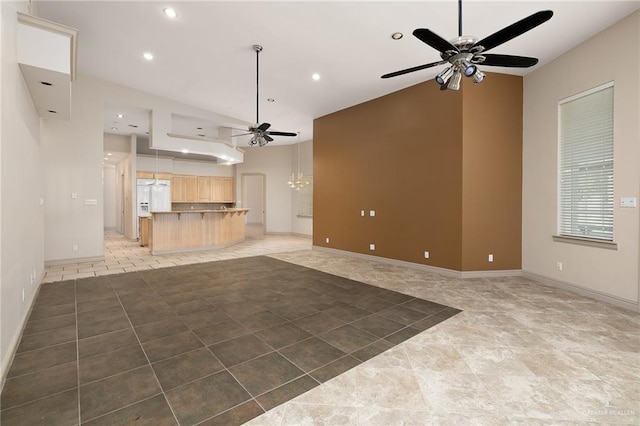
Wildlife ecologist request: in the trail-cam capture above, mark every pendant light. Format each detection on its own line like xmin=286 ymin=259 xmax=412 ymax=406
xmin=288 ymin=133 xmax=308 ymax=191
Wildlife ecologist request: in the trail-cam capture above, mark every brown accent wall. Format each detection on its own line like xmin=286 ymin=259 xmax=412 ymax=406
xmin=461 ymin=75 xmax=523 ymax=271
xmin=313 ymin=73 xmax=522 ymax=272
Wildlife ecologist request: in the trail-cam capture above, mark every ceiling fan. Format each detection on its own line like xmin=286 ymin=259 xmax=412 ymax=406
xmin=381 ymin=0 xmax=553 ymax=90
xmin=228 ymin=45 xmax=297 ymax=147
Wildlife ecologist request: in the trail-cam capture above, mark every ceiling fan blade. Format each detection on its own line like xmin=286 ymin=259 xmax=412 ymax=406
xmin=381 ymin=60 xmax=447 ymax=79
xmin=480 ymin=53 xmax=539 ymax=68
xmin=472 ymin=10 xmax=553 ymax=52
xmin=264 ymin=134 xmax=274 ymax=142
xmin=257 ymin=122 xmax=271 ymax=132
xmin=231 ymin=132 xmax=254 ymax=137
xmin=413 ymin=29 xmax=459 ymax=54
xmin=266 ymin=131 xmax=297 ymax=137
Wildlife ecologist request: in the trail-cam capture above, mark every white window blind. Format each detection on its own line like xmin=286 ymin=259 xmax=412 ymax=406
xmin=558 ymin=84 xmax=614 ymax=241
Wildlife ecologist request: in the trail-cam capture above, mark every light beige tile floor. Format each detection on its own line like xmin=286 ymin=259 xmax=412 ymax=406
xmin=44 ymin=232 xmax=640 ymax=424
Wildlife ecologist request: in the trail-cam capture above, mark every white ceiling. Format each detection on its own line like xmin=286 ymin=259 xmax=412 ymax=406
xmin=37 ymin=1 xmax=639 ymax=148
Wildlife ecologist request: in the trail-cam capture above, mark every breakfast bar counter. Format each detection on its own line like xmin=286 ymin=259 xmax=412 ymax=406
xmin=149 ymin=208 xmax=249 ymax=254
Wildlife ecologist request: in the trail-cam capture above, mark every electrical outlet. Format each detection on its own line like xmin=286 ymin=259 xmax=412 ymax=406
xmin=369 ymin=210 xmax=376 ymax=217
xmin=488 ymin=254 xmax=494 ymax=262
xmin=556 ymin=262 xmax=563 ymax=271
xmin=72 ymin=245 xmax=78 ymax=251
xmin=369 ymin=243 xmax=375 ymax=251
xmin=325 ymin=237 xmax=329 ymax=244
xmin=424 ymin=251 xmax=430 ymax=259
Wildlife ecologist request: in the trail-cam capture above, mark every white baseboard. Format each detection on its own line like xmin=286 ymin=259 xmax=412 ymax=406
xmin=312 ymin=246 xmax=522 ymax=279
xmin=523 ymin=270 xmax=639 ymax=312
xmin=1 ymin=270 xmax=45 ymax=392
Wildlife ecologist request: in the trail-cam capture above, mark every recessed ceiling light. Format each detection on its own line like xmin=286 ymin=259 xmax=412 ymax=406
xmin=267 ymin=98 xmax=275 ymax=103
xmin=197 ymin=134 xmax=205 ymax=137
xmin=104 ymin=157 xmax=108 ymax=161
xmin=163 ymin=7 xmax=178 ymax=18
xmin=196 ymin=127 xmax=203 ymax=130
xmin=128 ymin=124 xmax=138 ymax=128
xmin=391 ymin=32 xmax=403 ymax=40
xmin=47 ymin=110 xmax=57 ymax=113
xmin=143 ymin=52 xmax=154 ymax=61
xmin=181 ymin=149 xmax=188 ymax=154
xmin=111 ymin=127 xmax=118 ymax=130
xmin=107 ymin=153 xmax=112 ymax=156
xmin=40 ymin=81 xmax=53 ymax=86
xmin=311 ymin=73 xmax=321 ymax=81
xmin=116 ymin=114 xmax=124 ymax=118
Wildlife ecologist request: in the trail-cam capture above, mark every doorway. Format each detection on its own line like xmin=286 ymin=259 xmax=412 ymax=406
xmin=242 ymin=173 xmax=266 ymax=239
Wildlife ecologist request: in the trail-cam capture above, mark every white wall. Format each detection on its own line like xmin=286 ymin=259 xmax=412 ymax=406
xmin=523 ymin=12 xmax=640 ymax=308
xmin=42 ymin=76 xmax=105 ymax=261
xmin=244 ymin=175 xmax=264 ymax=224
xmin=103 ymin=166 xmax=116 ymax=229
xmin=291 ymin=140 xmax=313 ymax=236
xmin=1 ymin=0 xmax=46 ymax=382
xmin=236 ymin=145 xmax=294 ymax=234
xmin=42 ymin=75 xmax=245 ymax=262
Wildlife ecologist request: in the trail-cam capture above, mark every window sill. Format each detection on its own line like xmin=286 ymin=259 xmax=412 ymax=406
xmin=553 ymin=235 xmax=618 ymax=250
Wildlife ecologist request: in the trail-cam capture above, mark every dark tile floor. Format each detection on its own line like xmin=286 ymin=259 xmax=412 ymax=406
xmin=0 ymin=256 xmax=460 ymax=425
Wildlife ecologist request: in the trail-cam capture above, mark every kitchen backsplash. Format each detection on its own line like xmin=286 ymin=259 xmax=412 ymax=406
xmin=171 ymin=203 xmax=235 ymax=211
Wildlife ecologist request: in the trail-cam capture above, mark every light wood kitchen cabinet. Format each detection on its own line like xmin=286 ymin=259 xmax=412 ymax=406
xmin=137 ymin=171 xmax=171 ymax=180
xmin=197 ymin=176 xmax=212 ymax=202
xmin=210 ymin=177 xmax=222 ymax=202
xmin=221 ymin=177 xmax=234 ymax=202
xmin=169 ymin=174 xmax=234 ymax=203
xmin=139 ymin=217 xmax=150 ymax=246
xmin=185 ymin=176 xmax=198 ymax=202
xmin=171 ymin=175 xmax=185 ymax=202
xmin=209 ymin=177 xmax=234 ymax=202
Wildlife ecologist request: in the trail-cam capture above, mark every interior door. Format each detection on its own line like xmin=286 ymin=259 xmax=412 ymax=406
xmin=243 ymin=174 xmax=265 ymax=238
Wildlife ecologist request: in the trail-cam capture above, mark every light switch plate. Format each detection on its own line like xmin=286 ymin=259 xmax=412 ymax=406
xmin=620 ymin=197 xmax=637 ymax=208
xmin=369 ymin=210 xmax=375 ymax=217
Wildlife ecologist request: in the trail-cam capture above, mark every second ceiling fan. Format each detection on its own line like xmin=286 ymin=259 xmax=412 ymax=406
xmin=229 ymin=45 xmax=297 ymax=147
xmin=381 ymin=0 xmax=553 ymax=90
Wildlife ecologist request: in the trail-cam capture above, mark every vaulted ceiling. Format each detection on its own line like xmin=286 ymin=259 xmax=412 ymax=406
xmin=37 ymin=1 xmax=639 ymax=146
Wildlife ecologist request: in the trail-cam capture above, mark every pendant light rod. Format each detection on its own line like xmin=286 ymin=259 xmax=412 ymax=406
xmin=253 ymin=44 xmax=262 ymax=124
xmin=458 ymin=0 xmax=462 ymax=37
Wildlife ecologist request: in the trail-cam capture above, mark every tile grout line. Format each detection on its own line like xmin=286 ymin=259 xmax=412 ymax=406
xmin=75 ymin=279 xmax=81 ymax=426
xmin=181 ymin=311 xmax=268 ymax=423
xmin=112 ymin=286 xmax=182 ymax=426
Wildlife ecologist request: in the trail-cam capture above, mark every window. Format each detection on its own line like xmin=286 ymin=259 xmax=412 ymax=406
xmin=558 ymin=83 xmax=614 ymax=241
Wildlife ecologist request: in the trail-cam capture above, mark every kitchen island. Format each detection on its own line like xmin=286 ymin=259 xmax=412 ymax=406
xmin=149 ymin=209 xmax=249 ymax=255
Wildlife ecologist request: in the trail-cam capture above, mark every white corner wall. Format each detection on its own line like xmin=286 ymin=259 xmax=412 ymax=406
xmin=291 ymin=140 xmax=313 ymax=237
xmin=103 ymin=166 xmax=116 ymax=229
xmin=1 ymin=0 xmax=46 ymax=381
xmin=236 ymin=146 xmax=294 ymax=234
xmin=523 ymin=11 xmax=640 ymax=308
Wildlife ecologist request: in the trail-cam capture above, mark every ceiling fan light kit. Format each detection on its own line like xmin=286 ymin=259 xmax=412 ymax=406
xmin=381 ymin=0 xmax=553 ymax=90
